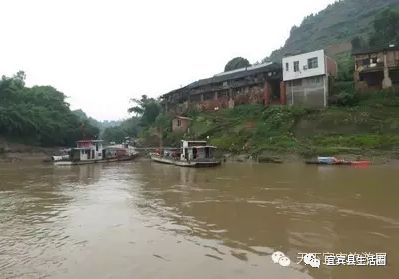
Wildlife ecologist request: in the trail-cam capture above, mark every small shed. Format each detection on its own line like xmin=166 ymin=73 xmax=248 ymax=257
xmin=172 ymin=116 xmax=192 ymax=133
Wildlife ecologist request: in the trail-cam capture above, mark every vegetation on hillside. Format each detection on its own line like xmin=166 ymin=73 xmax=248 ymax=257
xmin=122 ymin=89 xmax=399 ymax=159
xmin=265 ymin=0 xmax=399 ymax=62
xmin=173 ymin=93 xmax=399 ymax=158
xmin=0 ymin=72 xmax=99 ymax=147
xmin=369 ymin=8 xmax=399 ymax=47
xmin=351 ymin=8 xmax=399 ymax=51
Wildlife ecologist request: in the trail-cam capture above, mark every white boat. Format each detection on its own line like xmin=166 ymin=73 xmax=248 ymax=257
xmin=54 ymin=140 xmax=138 ymax=166
xmin=150 ymin=140 xmax=221 ymax=168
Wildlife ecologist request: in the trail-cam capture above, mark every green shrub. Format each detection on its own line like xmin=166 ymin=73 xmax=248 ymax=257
xmin=335 ymin=91 xmax=359 ymax=106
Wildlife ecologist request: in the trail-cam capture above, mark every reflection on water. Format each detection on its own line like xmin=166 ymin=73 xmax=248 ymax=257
xmin=0 ymin=161 xmax=398 ymax=278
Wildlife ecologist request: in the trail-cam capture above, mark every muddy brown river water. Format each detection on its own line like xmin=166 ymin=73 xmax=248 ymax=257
xmin=0 ymin=160 xmax=398 ymax=279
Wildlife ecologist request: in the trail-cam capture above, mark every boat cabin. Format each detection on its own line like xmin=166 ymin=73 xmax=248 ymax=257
xmin=70 ymin=140 xmax=104 ymax=162
xmin=180 ymin=140 xmax=216 ymax=161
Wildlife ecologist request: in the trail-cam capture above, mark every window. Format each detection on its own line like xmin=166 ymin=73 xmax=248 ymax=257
xmin=177 ymin=119 xmax=181 ymax=127
xmin=294 ymin=61 xmax=299 ymax=72
xmin=308 ymin=57 xmax=318 ymax=69
xmin=285 ymin=63 xmax=289 ymax=71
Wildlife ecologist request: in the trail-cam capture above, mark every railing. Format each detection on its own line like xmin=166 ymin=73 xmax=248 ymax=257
xmin=357 ymin=60 xmax=399 ymax=72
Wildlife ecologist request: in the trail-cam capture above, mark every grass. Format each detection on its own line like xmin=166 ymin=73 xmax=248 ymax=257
xmin=159 ymin=93 xmax=399 ymax=158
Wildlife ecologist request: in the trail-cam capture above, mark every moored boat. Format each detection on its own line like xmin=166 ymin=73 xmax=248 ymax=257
xmin=150 ymin=140 xmax=221 ymax=168
xmin=54 ymin=140 xmax=138 ymax=166
xmin=305 ymin=156 xmax=370 ymax=166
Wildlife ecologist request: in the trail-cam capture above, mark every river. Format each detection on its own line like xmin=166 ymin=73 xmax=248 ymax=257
xmin=0 ymin=160 xmax=398 ymax=279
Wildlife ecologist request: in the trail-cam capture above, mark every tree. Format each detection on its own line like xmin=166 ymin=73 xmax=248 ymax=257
xmin=369 ymin=8 xmax=399 ymax=47
xmin=0 ymin=72 xmax=99 ymax=146
xmin=224 ymin=57 xmax=251 ymax=72
xmin=152 ymin=114 xmax=171 ymax=148
xmin=102 ymin=117 xmax=140 ymax=143
xmin=128 ymin=95 xmax=161 ymax=127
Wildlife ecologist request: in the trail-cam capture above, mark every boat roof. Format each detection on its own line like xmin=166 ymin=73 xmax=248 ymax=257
xmin=182 ymin=140 xmax=207 ymax=143
xmin=76 ymin=140 xmax=104 ymax=143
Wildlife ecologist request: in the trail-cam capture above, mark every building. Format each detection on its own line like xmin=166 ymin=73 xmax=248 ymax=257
xmin=172 ymin=116 xmax=192 ymax=133
xmin=161 ymin=62 xmax=284 ymax=114
xmin=282 ymin=49 xmax=337 ymax=107
xmin=353 ymin=45 xmax=399 ymax=91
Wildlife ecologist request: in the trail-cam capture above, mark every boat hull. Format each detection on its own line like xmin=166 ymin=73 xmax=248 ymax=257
xmin=150 ymin=155 xmax=176 ymax=165
xmin=305 ymin=160 xmax=370 ymax=166
xmin=150 ymin=154 xmax=220 ymax=168
xmin=54 ymin=155 xmax=137 ymax=166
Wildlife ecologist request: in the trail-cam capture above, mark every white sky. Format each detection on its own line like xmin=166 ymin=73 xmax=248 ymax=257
xmin=0 ymin=0 xmax=336 ymax=121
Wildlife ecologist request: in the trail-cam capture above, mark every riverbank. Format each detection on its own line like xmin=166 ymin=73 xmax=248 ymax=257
xmin=0 ymin=140 xmax=57 ymax=163
xmin=155 ymin=93 xmax=399 ymax=164
xmin=3 ymin=93 xmax=399 ymax=165
xmin=2 ymin=145 xmax=399 ymax=166
xmin=222 ymin=151 xmax=399 ymax=166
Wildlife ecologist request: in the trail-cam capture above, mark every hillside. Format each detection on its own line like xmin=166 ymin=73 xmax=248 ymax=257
xmin=267 ymin=0 xmax=399 ymax=61
xmin=159 ymin=93 xmax=399 ymax=162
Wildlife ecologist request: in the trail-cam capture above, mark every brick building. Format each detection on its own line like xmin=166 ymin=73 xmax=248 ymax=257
xmin=161 ymin=62 xmax=284 ymax=114
xmin=172 ymin=116 xmax=192 ymax=133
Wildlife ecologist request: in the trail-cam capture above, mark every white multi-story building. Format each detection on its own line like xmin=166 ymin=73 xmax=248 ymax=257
xmin=282 ymin=49 xmax=337 ymax=107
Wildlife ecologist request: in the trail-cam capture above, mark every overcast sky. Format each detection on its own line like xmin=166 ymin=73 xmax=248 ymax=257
xmin=0 ymin=0 xmax=336 ymax=121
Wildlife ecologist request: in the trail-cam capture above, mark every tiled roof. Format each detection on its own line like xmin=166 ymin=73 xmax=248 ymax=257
xmin=162 ymin=62 xmax=281 ymax=97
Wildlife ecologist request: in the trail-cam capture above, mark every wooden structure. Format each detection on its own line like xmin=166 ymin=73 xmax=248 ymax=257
xmin=353 ymin=45 xmax=399 ymax=91
xmin=161 ymin=62 xmax=283 ymax=114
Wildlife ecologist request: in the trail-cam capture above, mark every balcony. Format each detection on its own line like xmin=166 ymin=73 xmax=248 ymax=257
xmin=356 ymin=60 xmax=399 ymax=73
